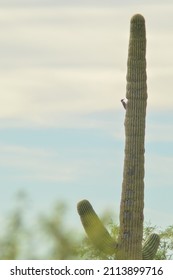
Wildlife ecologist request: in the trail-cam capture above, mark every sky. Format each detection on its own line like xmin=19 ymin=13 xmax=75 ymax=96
xmin=0 ymin=0 xmax=173 ymax=233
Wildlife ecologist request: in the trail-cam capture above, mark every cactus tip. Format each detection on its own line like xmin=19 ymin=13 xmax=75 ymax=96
xmin=77 ymin=199 xmax=93 ymax=216
xmin=131 ymin=14 xmax=145 ymax=22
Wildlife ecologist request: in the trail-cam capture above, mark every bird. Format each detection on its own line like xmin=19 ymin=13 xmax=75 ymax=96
xmin=121 ymin=98 xmax=127 ymax=109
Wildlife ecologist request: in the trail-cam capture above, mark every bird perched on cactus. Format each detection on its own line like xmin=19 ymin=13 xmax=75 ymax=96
xmin=121 ymin=98 xmax=128 ymax=109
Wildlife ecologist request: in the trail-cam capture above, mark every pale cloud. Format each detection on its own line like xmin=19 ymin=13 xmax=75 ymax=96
xmin=0 ymin=4 xmax=173 ymax=127
xmin=0 ymin=67 xmax=124 ymax=127
xmin=0 ymin=144 xmax=79 ymax=182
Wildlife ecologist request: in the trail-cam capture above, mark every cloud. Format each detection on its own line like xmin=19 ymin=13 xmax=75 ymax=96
xmin=0 ymin=4 xmax=173 ymax=128
xmin=0 ymin=67 xmax=124 ymax=127
xmin=0 ymin=7 xmax=128 ymax=68
xmin=0 ymin=144 xmax=79 ymax=182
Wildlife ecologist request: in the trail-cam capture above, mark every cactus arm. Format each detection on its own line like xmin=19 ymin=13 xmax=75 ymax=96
xmin=77 ymin=200 xmax=117 ymax=255
xmin=142 ymin=233 xmax=160 ymax=260
xmin=118 ymin=14 xmax=147 ymax=259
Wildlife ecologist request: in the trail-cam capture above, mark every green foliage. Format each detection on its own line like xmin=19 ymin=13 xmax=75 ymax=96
xmin=0 ymin=194 xmax=172 ymax=260
xmin=0 ymin=210 xmax=24 ymax=259
xmin=0 ymin=191 xmax=30 ymax=259
xmin=143 ymin=223 xmax=173 ymax=260
xmin=0 ymin=194 xmax=81 ymax=260
xmin=39 ymin=202 xmax=80 ymax=259
xmin=79 ymin=220 xmax=173 ymax=260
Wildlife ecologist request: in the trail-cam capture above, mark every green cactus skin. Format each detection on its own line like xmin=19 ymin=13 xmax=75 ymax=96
xmin=142 ymin=234 xmax=160 ymax=260
xmin=77 ymin=200 xmax=117 ymax=255
xmin=117 ymin=14 xmax=147 ymax=260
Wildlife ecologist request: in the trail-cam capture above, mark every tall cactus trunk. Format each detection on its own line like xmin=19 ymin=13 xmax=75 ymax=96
xmin=117 ymin=14 xmax=147 ymax=259
xmin=77 ymin=14 xmax=160 ymax=260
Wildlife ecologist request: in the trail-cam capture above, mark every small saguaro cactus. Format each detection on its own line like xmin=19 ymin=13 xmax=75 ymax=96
xmin=77 ymin=200 xmax=117 ymax=255
xmin=142 ymin=233 xmax=160 ymax=260
xmin=77 ymin=14 xmax=160 ymax=259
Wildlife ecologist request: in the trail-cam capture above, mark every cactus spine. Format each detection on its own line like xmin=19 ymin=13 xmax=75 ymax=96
xmin=77 ymin=14 xmax=160 ymax=259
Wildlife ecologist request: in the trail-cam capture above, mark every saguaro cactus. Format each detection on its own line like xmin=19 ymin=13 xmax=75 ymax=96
xmin=77 ymin=14 xmax=160 ymax=259
xmin=117 ymin=13 xmax=147 ymax=259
